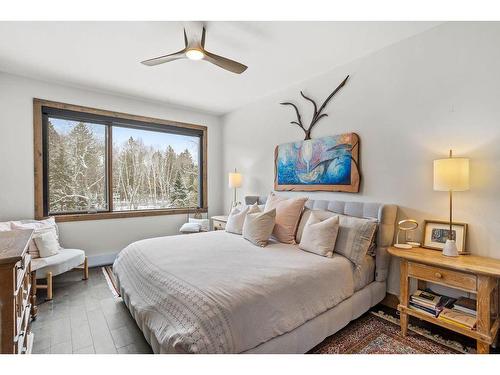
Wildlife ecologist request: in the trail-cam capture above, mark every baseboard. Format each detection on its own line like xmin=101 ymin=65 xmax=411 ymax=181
xmin=87 ymin=252 xmax=118 ymax=268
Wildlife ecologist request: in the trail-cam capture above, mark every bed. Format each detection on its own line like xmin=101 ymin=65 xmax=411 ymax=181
xmin=113 ymin=198 xmax=397 ymax=354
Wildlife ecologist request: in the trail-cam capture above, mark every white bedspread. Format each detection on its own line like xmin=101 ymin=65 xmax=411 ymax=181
xmin=113 ymin=231 xmax=354 ymax=353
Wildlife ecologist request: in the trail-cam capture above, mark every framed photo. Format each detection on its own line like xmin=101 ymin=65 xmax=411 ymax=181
xmin=423 ymin=220 xmax=468 ymax=253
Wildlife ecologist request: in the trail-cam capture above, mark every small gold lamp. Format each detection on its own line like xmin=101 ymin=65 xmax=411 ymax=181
xmin=228 ymin=168 xmax=242 ymax=209
xmin=433 ymin=150 xmax=470 ymax=257
xmin=394 ymin=219 xmax=419 ymax=249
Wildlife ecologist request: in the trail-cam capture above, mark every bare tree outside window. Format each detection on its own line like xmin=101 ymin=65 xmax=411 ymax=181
xmin=47 ymin=119 xmax=107 ymax=214
xmin=112 ymin=127 xmax=199 ymax=211
xmin=45 ymin=115 xmax=201 ymax=216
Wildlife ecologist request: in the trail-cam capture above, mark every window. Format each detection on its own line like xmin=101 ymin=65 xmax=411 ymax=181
xmin=34 ymin=99 xmax=207 ymax=221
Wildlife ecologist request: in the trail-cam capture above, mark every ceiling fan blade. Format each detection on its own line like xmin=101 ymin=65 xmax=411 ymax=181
xmin=201 ymin=27 xmax=206 ymax=48
xmin=203 ymin=50 xmax=247 ymax=74
xmin=141 ymin=50 xmax=186 ymax=66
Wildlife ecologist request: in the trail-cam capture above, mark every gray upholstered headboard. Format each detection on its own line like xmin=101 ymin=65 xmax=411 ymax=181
xmin=245 ymin=195 xmax=398 ymax=282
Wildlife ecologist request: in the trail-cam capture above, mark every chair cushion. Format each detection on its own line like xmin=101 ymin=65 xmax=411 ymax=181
xmin=32 ymin=248 xmax=85 ymax=279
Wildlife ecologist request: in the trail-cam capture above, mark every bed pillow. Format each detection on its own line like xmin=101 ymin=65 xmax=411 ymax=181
xmin=225 ymin=205 xmax=250 ymax=235
xmin=264 ymin=193 xmax=307 ymax=244
xmin=33 ymin=228 xmax=60 ymax=258
xmin=334 ymin=214 xmax=378 ymax=266
xmin=299 ymin=212 xmax=339 ymax=258
xmin=242 ymin=208 xmax=276 ymax=247
xmin=296 ymin=208 xmax=337 ymax=243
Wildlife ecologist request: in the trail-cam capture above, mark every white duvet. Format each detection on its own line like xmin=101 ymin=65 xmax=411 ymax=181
xmin=113 ymin=230 xmax=355 ymax=353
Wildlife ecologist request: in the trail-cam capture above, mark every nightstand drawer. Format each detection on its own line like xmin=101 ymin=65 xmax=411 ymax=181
xmin=408 ymin=262 xmax=477 ymax=292
xmin=213 ymin=220 xmax=226 ymax=231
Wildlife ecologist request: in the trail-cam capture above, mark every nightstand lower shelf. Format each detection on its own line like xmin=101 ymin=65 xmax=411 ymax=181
xmin=398 ymin=305 xmax=499 ymax=345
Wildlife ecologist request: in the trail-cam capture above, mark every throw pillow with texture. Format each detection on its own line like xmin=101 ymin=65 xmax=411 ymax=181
xmin=242 ymin=208 xmax=276 ymax=247
xmin=11 ymin=217 xmax=60 ymax=259
xmin=264 ymin=193 xmax=307 ymax=244
xmin=299 ymin=212 xmax=339 ymax=258
xmin=0 ymin=221 xmax=11 ymax=231
xmin=179 ymin=222 xmax=201 ymax=233
xmin=33 ymin=228 xmax=60 ymax=258
xmin=225 ymin=205 xmax=250 ymax=234
xmin=334 ymin=215 xmax=377 ymax=266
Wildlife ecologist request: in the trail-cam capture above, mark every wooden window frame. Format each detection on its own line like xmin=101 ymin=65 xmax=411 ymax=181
xmin=34 ymin=98 xmax=208 ymax=222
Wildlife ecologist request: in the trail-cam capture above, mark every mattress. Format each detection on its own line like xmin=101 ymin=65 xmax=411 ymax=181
xmin=113 ymin=230 xmax=355 ymax=354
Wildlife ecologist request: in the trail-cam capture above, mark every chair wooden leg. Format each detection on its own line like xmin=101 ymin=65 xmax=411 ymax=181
xmin=46 ymin=272 xmax=53 ymax=301
xmin=83 ymin=256 xmax=89 ymax=280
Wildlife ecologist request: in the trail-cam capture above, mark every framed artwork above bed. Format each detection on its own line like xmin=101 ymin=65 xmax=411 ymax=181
xmin=274 ymin=132 xmax=360 ymax=193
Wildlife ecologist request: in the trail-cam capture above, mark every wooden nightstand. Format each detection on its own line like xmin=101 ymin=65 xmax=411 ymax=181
xmin=388 ymin=246 xmax=500 ymax=354
xmin=211 ymin=216 xmax=228 ymax=231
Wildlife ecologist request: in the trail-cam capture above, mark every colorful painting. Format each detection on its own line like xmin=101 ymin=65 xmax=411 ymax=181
xmin=274 ymin=133 xmax=360 ymax=192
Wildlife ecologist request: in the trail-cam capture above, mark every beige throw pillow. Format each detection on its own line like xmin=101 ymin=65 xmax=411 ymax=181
xmin=242 ymin=208 xmax=276 ymax=247
xmin=11 ymin=217 xmax=60 ymax=259
xmin=299 ymin=213 xmax=339 ymax=258
xmin=225 ymin=206 xmax=250 ymax=235
xmin=33 ymin=228 xmax=60 ymax=258
xmin=334 ymin=215 xmax=377 ymax=266
xmin=264 ymin=193 xmax=307 ymax=244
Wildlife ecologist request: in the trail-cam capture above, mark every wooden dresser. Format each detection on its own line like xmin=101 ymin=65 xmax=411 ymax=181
xmin=0 ymin=229 xmax=36 ymax=354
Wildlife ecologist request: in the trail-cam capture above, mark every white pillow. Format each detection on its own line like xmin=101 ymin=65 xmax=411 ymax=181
xmin=225 ymin=206 xmax=250 ymax=234
xmin=180 ymin=222 xmax=201 ymax=233
xmin=242 ymin=209 xmax=276 ymax=247
xmin=299 ymin=213 xmax=339 ymax=258
xmin=0 ymin=221 xmax=11 ymax=231
xmin=33 ymin=228 xmax=60 ymax=258
xmin=11 ymin=218 xmax=60 ymax=259
xmin=188 ymin=218 xmax=209 ymax=232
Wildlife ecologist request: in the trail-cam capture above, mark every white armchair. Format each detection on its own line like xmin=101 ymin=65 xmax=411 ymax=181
xmin=9 ymin=219 xmax=88 ymax=301
xmin=31 ymin=248 xmax=88 ymax=300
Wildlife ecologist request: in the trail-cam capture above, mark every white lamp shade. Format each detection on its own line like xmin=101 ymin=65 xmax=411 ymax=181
xmin=433 ymin=157 xmax=470 ymax=191
xmin=228 ymin=172 xmax=242 ymax=189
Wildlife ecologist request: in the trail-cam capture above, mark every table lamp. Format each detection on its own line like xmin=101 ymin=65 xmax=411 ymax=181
xmin=433 ymin=150 xmax=469 ymax=257
xmin=228 ymin=168 xmax=242 ymax=209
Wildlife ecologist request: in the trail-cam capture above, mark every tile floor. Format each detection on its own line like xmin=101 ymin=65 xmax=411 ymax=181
xmin=31 ymin=267 xmax=152 ymax=354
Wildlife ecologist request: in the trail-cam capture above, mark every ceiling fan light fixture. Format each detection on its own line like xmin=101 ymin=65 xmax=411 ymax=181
xmin=186 ymin=49 xmax=205 ymax=60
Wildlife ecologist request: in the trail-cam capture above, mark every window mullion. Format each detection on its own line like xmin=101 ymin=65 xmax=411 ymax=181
xmin=107 ymin=123 xmax=114 ymax=213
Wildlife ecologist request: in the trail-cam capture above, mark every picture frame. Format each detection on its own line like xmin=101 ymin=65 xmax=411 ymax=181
xmin=422 ymin=220 xmax=468 ymax=253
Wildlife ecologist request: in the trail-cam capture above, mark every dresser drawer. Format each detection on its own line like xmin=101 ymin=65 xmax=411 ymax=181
xmin=15 ymin=254 xmax=31 ymax=293
xmin=408 ymin=262 xmax=477 ymax=292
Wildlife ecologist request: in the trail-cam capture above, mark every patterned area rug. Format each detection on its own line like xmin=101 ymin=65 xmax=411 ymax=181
xmin=310 ymin=312 xmax=466 ymax=354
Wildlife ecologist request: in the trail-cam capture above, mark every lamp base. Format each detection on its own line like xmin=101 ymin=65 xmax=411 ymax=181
xmin=394 ymin=243 xmax=412 ymax=249
xmin=442 ymin=239 xmax=459 ymax=257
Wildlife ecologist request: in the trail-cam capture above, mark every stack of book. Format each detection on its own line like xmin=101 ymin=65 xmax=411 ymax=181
xmin=438 ymin=308 xmax=477 ymax=329
xmin=453 ymin=297 xmax=477 ymax=316
xmin=409 ymin=290 xmax=455 ymax=317
xmin=437 ymin=297 xmax=477 ymax=330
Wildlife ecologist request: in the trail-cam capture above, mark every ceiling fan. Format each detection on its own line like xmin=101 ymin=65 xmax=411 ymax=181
xmin=141 ymin=27 xmax=248 ymax=74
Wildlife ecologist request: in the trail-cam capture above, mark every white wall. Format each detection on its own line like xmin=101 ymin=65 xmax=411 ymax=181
xmin=222 ymin=22 xmax=500 ymax=294
xmin=0 ymin=72 xmax=224 ymax=264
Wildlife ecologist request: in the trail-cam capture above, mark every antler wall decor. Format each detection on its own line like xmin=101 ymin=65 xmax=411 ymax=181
xmin=280 ymin=75 xmax=349 ymax=140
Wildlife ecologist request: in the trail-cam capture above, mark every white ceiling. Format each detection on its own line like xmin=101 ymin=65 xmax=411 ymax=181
xmin=0 ymin=21 xmax=441 ymax=115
